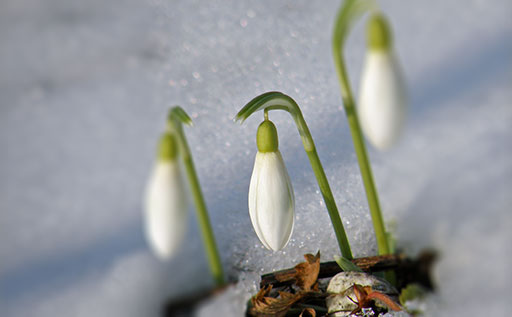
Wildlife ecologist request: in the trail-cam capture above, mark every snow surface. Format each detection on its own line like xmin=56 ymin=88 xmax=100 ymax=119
xmin=1 ymin=0 xmax=511 ymax=316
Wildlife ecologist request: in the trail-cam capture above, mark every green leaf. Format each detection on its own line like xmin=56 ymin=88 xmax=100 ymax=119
xmin=334 ymin=255 xmax=362 ymax=272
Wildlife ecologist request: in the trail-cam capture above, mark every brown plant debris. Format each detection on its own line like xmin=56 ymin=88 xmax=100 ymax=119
xmin=249 ymin=252 xmax=323 ymax=317
xmin=348 ymin=284 xmax=402 ymax=315
xmin=247 ymin=251 xmax=436 ymax=316
xmin=261 ymin=250 xmax=437 ymax=290
xmin=249 ymin=285 xmax=304 ymax=317
xmin=291 ymin=252 xmax=321 ymax=291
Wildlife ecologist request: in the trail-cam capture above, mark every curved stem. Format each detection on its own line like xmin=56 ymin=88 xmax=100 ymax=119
xmin=332 ymin=1 xmax=389 ymax=255
xmin=236 ymin=92 xmax=353 ymax=259
xmin=168 ymin=107 xmax=225 ymax=286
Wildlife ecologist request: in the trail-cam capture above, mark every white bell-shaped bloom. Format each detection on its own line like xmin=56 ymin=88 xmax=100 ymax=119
xmin=248 ymin=120 xmax=295 ymax=251
xmin=144 ymin=133 xmax=187 ymax=260
xmin=358 ymin=13 xmax=407 ymax=150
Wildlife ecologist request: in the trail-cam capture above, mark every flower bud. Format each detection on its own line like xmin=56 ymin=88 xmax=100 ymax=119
xmin=144 ymin=132 xmax=188 ymax=260
xmin=248 ymin=120 xmax=295 ymax=251
xmin=358 ymin=13 xmax=407 ymax=150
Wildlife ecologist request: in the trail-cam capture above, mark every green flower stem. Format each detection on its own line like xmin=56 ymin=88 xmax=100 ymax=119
xmin=236 ymin=92 xmax=353 ymax=259
xmin=332 ymin=0 xmax=390 ymax=255
xmin=306 ymin=147 xmax=353 ymax=259
xmin=168 ymin=107 xmax=225 ymax=286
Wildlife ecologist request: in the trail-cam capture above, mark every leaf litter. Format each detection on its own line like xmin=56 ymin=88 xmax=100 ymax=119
xmin=248 ymin=252 xmax=403 ymax=316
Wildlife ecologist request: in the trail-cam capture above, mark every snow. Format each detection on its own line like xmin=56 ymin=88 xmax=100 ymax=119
xmin=1 ymin=0 xmax=511 ymax=316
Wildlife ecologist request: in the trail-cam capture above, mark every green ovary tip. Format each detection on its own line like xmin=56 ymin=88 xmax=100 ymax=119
xmin=158 ymin=132 xmax=178 ymax=161
xmin=367 ymin=13 xmax=393 ymax=51
xmin=256 ymin=119 xmax=279 ymax=153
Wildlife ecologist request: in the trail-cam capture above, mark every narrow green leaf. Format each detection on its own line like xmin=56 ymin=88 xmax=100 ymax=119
xmin=334 ymin=255 xmax=362 ymax=272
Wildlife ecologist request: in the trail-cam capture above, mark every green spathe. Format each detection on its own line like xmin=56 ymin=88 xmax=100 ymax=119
xmin=367 ymin=13 xmax=392 ymax=51
xmin=257 ymin=119 xmax=279 ymax=153
xmin=158 ymin=132 xmax=178 ymax=161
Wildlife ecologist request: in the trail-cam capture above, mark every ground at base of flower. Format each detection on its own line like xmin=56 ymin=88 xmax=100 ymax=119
xmin=161 ymin=251 xmax=435 ymax=316
xmin=247 ymin=251 xmax=435 ymax=317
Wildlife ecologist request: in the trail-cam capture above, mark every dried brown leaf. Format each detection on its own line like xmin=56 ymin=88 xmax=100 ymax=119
xmin=294 ymin=251 xmax=320 ymax=291
xmin=250 ymin=288 xmax=304 ymax=317
xmin=250 ymin=253 xmax=322 ymax=316
xmin=350 ymin=284 xmax=402 ymax=315
xmin=252 ymin=285 xmax=272 ymax=307
xmin=366 ymin=291 xmax=402 ymax=311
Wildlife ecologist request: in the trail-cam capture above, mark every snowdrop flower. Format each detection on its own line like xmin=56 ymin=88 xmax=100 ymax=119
xmin=358 ymin=13 xmax=407 ymax=150
xmin=144 ymin=132 xmax=188 ymax=260
xmin=249 ymin=119 xmax=295 ymax=251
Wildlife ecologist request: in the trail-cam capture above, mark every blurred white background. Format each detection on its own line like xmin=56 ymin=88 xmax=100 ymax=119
xmin=1 ymin=0 xmax=511 ymax=315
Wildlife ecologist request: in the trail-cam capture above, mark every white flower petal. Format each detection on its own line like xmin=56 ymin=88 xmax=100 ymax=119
xmin=144 ymin=161 xmax=188 ymax=260
xmin=248 ymin=151 xmax=294 ymax=251
xmin=358 ymin=51 xmax=407 ymax=150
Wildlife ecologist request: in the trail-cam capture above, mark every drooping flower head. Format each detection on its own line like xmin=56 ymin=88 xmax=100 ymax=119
xmin=248 ymin=119 xmax=295 ymax=251
xmin=358 ymin=13 xmax=407 ymax=150
xmin=144 ymin=131 xmax=188 ymax=260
